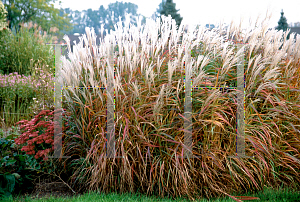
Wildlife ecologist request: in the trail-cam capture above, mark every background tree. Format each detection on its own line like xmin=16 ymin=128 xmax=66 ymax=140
xmin=93 ymin=1 xmax=146 ymax=36
xmin=58 ymin=7 xmax=78 ymax=35
xmin=0 ymin=0 xmax=9 ymax=32
xmin=85 ymin=8 xmax=101 ymax=33
xmin=159 ymin=0 xmax=182 ymax=28
xmin=59 ymin=1 xmax=146 ymax=38
xmin=151 ymin=0 xmax=164 ymax=20
xmin=0 ymin=0 xmax=12 ymax=59
xmin=3 ymin=0 xmax=73 ymax=37
xmin=151 ymin=1 xmax=165 ymax=35
xmin=276 ymin=9 xmax=288 ymax=32
xmin=67 ymin=9 xmax=86 ymax=34
xmin=276 ymin=9 xmax=290 ymax=46
xmin=293 ymin=22 xmax=300 ymax=27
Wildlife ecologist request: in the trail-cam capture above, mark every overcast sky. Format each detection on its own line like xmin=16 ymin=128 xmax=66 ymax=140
xmin=53 ymin=0 xmax=299 ymax=30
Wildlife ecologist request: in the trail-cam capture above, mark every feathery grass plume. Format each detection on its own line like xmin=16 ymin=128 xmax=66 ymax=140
xmin=55 ymin=11 xmax=300 ymax=202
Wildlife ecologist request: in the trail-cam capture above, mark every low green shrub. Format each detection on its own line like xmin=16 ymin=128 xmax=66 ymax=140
xmin=0 ymin=109 xmax=73 ymax=200
xmin=0 ymin=63 xmax=55 ymax=127
xmin=0 ymin=72 xmax=38 ymax=127
xmin=0 ymin=128 xmax=40 ymax=200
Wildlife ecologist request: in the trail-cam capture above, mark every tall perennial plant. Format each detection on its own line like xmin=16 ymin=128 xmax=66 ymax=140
xmin=47 ymin=14 xmax=300 ymax=202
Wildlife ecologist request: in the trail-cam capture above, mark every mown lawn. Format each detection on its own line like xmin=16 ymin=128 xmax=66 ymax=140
xmin=4 ymin=184 xmax=300 ymax=202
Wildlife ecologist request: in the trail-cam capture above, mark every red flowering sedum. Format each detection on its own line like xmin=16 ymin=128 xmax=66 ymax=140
xmin=14 ymin=109 xmax=70 ymax=162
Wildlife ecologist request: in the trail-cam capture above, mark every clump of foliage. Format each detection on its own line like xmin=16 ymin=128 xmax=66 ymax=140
xmin=275 ymin=9 xmax=291 ymax=41
xmin=52 ymin=13 xmax=300 ymax=202
xmin=0 ymin=1 xmax=9 ymax=32
xmin=276 ymin=9 xmax=289 ymax=32
xmin=0 ymin=109 xmax=74 ymax=200
xmin=0 ymin=21 xmax=55 ymax=76
xmin=159 ymin=0 xmax=183 ymax=28
xmin=14 ymin=109 xmax=70 ymax=163
xmin=0 ymin=127 xmax=42 ymax=200
xmin=0 ymin=66 xmax=54 ymax=127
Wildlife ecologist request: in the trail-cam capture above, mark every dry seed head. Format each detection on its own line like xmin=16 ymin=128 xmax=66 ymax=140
xmin=246 ymin=55 xmax=266 ymax=91
xmin=221 ymin=46 xmax=235 ymax=74
xmin=153 ymin=83 xmax=166 ymax=117
xmin=251 ymin=54 xmax=263 ymax=76
xmin=286 ymin=34 xmax=296 ymax=56
xmin=28 ymin=21 xmax=33 ymax=29
xmin=61 ymin=57 xmax=71 ymax=85
xmin=193 ymin=69 xmax=207 ymax=87
xmin=147 ymin=63 xmax=156 ymax=86
xmin=114 ymin=71 xmax=127 ymax=100
xmin=168 ymin=60 xmax=175 ymax=84
xmin=124 ymin=80 xmax=140 ymax=98
xmin=198 ymin=55 xmax=210 ymax=71
xmin=59 ymin=12 xmax=293 ymax=123
xmin=270 ymin=51 xmax=285 ymax=69
xmin=185 ymin=56 xmax=194 ymax=78
xmin=254 ymin=81 xmax=276 ymax=96
xmin=203 ymin=89 xmax=221 ymax=108
xmin=263 ymin=66 xmax=281 ymax=82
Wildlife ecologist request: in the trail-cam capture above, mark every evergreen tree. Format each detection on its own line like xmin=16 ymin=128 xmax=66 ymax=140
xmin=159 ymin=0 xmax=182 ymax=28
xmin=276 ymin=9 xmax=290 ymax=42
xmin=276 ymin=9 xmax=288 ymax=32
xmin=151 ymin=0 xmax=165 ymax=20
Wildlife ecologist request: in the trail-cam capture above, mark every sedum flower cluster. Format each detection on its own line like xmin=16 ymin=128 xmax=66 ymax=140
xmin=14 ymin=109 xmax=69 ymax=161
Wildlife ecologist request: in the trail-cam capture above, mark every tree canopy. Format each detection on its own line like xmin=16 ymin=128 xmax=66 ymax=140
xmin=276 ymin=9 xmax=288 ymax=32
xmin=276 ymin=9 xmax=290 ymax=40
xmin=2 ymin=0 xmax=73 ymax=36
xmin=159 ymin=0 xmax=182 ymax=28
xmin=60 ymin=1 xmax=146 ymax=37
xmin=0 ymin=1 xmax=9 ymax=31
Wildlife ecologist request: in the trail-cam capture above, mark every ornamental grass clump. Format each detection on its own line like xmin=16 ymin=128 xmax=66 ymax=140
xmin=57 ymin=13 xmax=300 ymax=202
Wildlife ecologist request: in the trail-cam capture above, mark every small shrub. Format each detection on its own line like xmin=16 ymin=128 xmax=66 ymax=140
xmin=0 ymin=72 xmax=39 ymax=126
xmin=0 ymin=65 xmax=55 ymax=130
xmin=0 ymin=128 xmax=40 ymax=200
xmin=14 ymin=109 xmax=70 ymax=164
xmin=27 ymin=64 xmax=55 ymax=115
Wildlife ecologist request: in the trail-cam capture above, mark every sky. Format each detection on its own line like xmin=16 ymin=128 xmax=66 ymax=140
xmin=53 ymin=0 xmax=300 ymax=30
